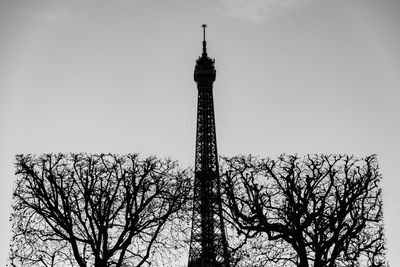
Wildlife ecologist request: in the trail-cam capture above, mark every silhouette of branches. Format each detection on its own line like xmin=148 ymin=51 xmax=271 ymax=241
xmin=221 ymin=154 xmax=387 ymax=267
xmin=10 ymin=153 xmax=192 ymax=267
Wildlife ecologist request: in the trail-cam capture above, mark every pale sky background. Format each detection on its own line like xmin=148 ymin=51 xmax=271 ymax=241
xmin=0 ymin=0 xmax=399 ymax=266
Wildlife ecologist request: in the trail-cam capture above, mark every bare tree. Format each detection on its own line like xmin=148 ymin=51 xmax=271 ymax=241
xmin=10 ymin=153 xmax=192 ymax=267
xmin=221 ymin=154 xmax=387 ymax=267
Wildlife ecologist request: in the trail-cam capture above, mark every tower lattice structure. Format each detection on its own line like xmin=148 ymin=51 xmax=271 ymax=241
xmin=188 ymin=25 xmax=230 ymax=267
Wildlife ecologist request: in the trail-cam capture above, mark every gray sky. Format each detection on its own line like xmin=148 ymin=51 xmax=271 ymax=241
xmin=1 ymin=0 xmax=399 ymax=265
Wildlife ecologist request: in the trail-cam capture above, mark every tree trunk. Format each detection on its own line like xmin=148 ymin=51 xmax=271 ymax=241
xmin=95 ymin=258 xmax=108 ymax=267
xmin=297 ymin=245 xmax=309 ymax=267
xmin=298 ymin=257 xmax=309 ymax=267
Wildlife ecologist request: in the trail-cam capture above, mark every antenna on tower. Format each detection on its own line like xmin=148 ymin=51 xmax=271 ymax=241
xmin=202 ymin=24 xmax=207 ymax=56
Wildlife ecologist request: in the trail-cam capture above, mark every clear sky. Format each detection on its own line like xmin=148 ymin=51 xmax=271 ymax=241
xmin=1 ymin=0 xmax=399 ymax=266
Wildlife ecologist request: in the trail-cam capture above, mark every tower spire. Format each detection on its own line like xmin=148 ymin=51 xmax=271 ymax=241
xmin=202 ymin=24 xmax=207 ymax=56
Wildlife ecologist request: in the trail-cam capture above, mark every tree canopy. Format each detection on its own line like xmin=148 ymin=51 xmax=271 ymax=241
xmin=221 ymin=154 xmax=387 ymax=267
xmin=10 ymin=153 xmax=192 ymax=267
xmin=9 ymin=153 xmax=388 ymax=267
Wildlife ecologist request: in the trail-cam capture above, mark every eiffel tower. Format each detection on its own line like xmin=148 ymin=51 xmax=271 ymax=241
xmin=187 ymin=25 xmax=230 ymax=267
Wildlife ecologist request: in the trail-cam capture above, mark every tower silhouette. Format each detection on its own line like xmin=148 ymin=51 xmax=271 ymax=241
xmin=188 ymin=25 xmax=230 ymax=267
